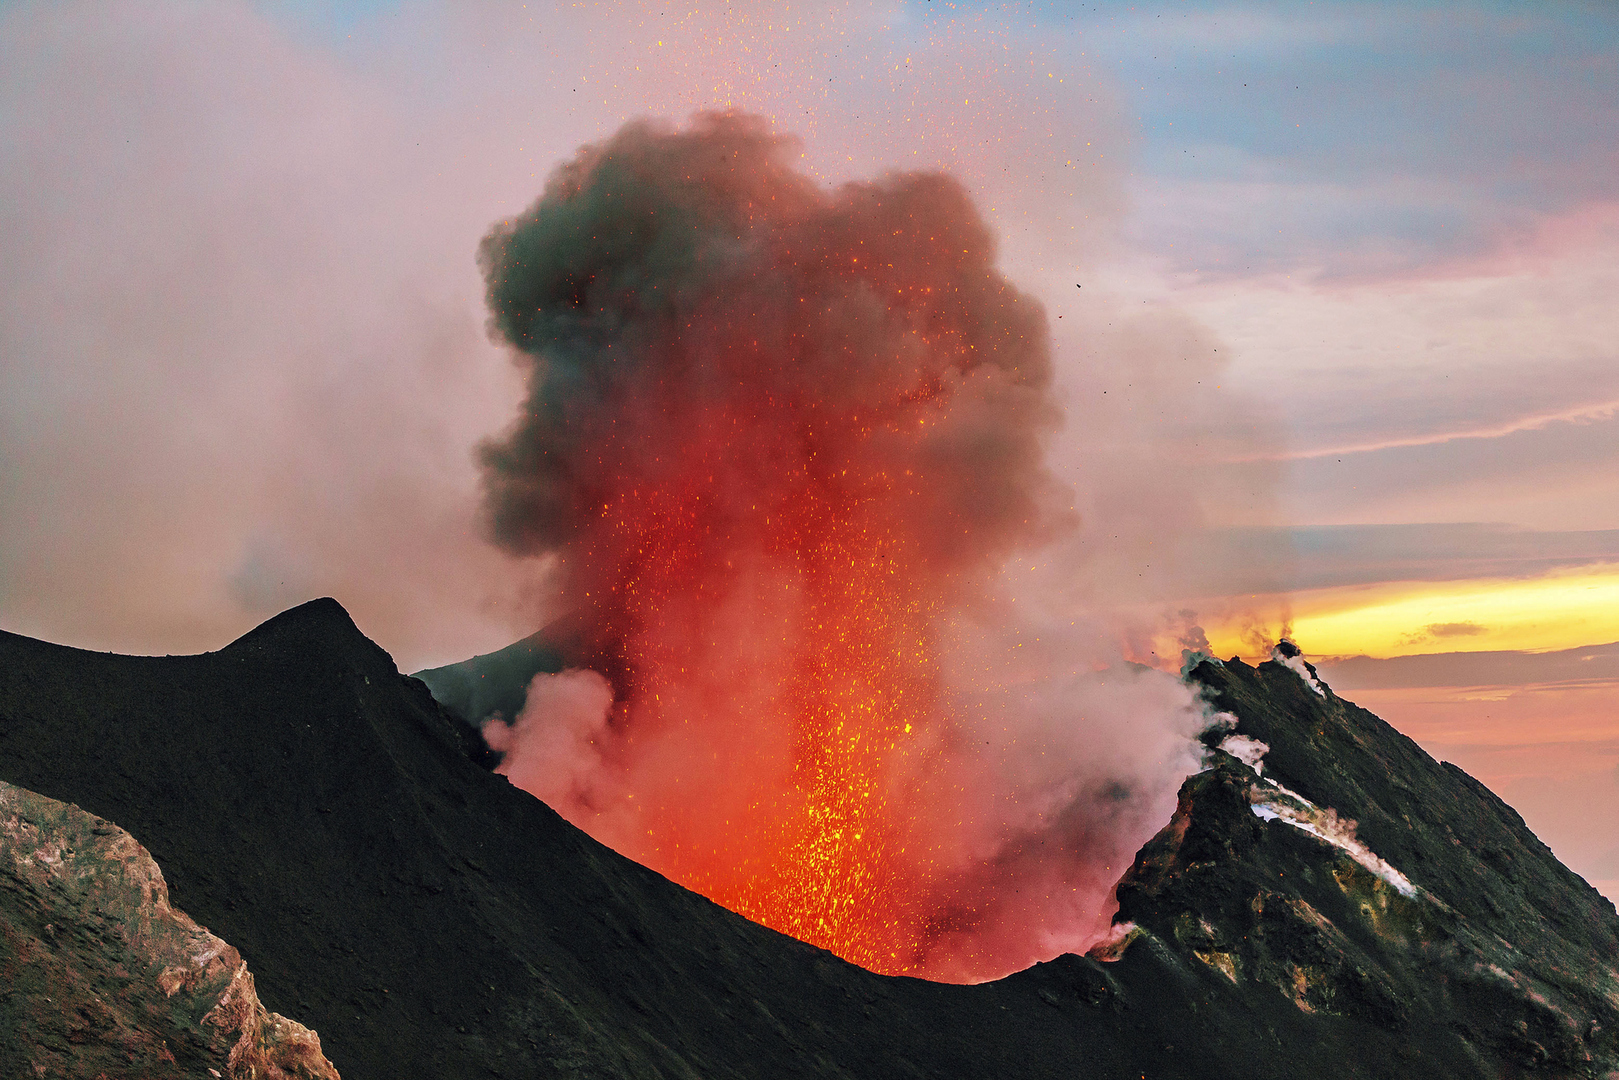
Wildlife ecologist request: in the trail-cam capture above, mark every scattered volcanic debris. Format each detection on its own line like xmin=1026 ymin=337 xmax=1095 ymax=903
xmin=2 ymin=599 xmax=1616 ymax=1078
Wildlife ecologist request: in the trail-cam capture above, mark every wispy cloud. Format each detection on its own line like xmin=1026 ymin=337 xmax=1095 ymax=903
xmin=1230 ymin=397 xmax=1619 ymax=463
xmin=1082 ymin=5 xmax=1358 ymax=57
xmin=1205 ymin=563 xmax=1619 ymax=659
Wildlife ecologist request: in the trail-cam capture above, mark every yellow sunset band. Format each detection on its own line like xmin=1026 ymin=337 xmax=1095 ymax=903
xmin=1204 ymin=562 xmax=1619 ymax=661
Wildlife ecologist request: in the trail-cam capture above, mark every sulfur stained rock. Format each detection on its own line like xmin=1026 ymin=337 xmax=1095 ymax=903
xmin=0 ymin=780 xmax=338 ymax=1080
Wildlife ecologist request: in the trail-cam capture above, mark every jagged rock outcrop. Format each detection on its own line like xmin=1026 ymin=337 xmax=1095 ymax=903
xmin=0 ymin=781 xmax=339 ymax=1079
xmin=1101 ymin=652 xmax=1619 ymax=1078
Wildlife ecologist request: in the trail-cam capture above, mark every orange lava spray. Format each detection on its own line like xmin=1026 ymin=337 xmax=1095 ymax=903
xmin=478 ymin=113 xmax=1061 ymax=973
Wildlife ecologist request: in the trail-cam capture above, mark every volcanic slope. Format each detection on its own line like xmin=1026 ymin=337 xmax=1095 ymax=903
xmin=1137 ymin=652 xmax=1619 ymax=1077
xmin=413 ymin=625 xmax=567 ymax=730
xmin=0 ymin=780 xmax=339 ymax=1079
xmin=0 ymin=600 xmax=1611 ymax=1078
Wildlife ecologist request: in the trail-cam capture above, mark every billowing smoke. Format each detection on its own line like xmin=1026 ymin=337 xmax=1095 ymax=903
xmin=483 ymin=669 xmax=615 ymax=810
xmin=1271 ymin=638 xmax=1325 ymax=697
xmin=477 ymin=113 xmax=1210 ymax=980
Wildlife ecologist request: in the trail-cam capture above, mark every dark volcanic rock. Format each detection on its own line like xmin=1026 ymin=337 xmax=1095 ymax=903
xmin=0 ymin=600 xmax=1194 ymax=1079
xmin=1108 ymin=654 xmax=1619 ymax=1078
xmin=0 ymin=780 xmax=338 ymax=1079
xmin=2 ymin=600 xmax=1616 ymax=1079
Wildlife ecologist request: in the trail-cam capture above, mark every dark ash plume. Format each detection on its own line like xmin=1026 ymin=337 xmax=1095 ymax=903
xmin=472 ymin=112 xmax=1205 ymax=981
xmin=478 ymin=111 xmax=1059 ymax=649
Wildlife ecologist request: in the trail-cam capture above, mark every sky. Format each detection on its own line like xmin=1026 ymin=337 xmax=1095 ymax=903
xmin=2 ymin=0 xmax=1616 ymax=900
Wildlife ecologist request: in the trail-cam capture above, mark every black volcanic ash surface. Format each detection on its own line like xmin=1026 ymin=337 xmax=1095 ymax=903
xmin=3 ymin=599 xmax=1616 ymax=1079
xmin=0 ymin=599 xmax=1221 ymax=1080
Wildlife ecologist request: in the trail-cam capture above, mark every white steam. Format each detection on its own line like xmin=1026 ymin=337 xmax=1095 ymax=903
xmin=1248 ymin=778 xmax=1418 ymax=898
xmin=1271 ymin=641 xmax=1326 ymax=697
xmin=484 ymin=670 xmax=615 ymax=812
xmin=1217 ymin=733 xmax=1270 ymax=775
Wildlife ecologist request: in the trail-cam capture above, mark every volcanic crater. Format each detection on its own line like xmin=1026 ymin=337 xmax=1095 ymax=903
xmin=2 ymin=597 xmax=1616 ymax=1079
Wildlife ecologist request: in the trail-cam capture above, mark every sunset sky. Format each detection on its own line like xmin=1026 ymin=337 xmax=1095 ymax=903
xmin=3 ymin=1 xmax=1616 ymax=900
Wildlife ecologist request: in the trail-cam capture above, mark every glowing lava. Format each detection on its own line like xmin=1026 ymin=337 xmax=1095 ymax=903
xmin=477 ymin=113 xmax=1058 ymax=973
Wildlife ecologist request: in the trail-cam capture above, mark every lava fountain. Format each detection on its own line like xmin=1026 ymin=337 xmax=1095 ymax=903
xmin=477 ymin=113 xmax=1201 ymax=978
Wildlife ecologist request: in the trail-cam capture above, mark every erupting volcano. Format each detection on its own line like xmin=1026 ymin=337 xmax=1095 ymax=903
xmin=474 ymin=113 xmax=1201 ymax=978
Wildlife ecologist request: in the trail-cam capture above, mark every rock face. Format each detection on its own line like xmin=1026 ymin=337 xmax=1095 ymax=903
xmin=0 ymin=780 xmax=339 ymax=1079
xmin=1108 ymin=653 xmax=1619 ymax=1077
xmin=2 ymin=599 xmax=1616 ymax=1079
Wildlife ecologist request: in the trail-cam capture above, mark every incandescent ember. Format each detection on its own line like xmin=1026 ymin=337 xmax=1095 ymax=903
xmin=476 ymin=111 xmax=1061 ymax=972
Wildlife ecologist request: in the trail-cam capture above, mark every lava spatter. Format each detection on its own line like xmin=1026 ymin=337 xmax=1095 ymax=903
xmin=476 ymin=112 xmax=1056 ymax=971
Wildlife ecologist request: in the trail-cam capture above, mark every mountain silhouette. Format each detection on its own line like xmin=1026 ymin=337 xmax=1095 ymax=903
xmin=1 ymin=599 xmax=1613 ymax=1078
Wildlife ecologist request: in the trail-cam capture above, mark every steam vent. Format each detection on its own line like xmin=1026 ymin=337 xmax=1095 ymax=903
xmin=2 ymin=597 xmax=1616 ymax=1079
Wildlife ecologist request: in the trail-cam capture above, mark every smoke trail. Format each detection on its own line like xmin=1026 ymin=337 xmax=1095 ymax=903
xmin=477 ymin=112 xmax=1207 ymax=978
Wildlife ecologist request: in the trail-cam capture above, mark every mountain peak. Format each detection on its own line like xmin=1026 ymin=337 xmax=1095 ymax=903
xmin=223 ymin=596 xmax=359 ymax=648
xmin=218 ymin=597 xmax=402 ymax=681
xmin=1108 ymin=656 xmax=1619 ymax=1072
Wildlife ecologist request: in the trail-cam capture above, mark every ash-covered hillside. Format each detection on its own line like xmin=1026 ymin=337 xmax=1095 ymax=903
xmin=1132 ymin=649 xmax=1619 ymax=1076
xmin=1 ymin=599 xmax=1614 ymax=1079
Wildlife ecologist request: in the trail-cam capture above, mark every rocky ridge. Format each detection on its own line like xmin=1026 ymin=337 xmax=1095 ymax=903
xmin=0 ymin=780 xmax=338 ymax=1079
xmin=1108 ymin=648 xmax=1619 ymax=1077
xmin=2 ymin=599 xmax=1616 ymax=1078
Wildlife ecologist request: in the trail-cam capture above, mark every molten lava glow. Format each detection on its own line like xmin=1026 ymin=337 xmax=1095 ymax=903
xmin=474 ymin=113 xmax=1196 ymax=978
xmin=560 ymin=389 xmax=981 ymax=971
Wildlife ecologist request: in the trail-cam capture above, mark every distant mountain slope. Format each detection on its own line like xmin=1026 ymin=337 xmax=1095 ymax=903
xmin=1317 ymin=640 xmax=1619 ymax=690
xmin=411 ymin=626 xmax=569 ymax=729
xmin=1 ymin=599 xmax=1613 ymax=1078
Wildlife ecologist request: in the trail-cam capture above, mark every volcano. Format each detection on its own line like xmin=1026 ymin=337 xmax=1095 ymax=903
xmin=1 ymin=598 xmax=1616 ymax=1078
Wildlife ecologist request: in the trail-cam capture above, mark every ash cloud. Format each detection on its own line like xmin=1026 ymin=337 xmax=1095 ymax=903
xmin=477 ymin=112 xmax=1061 ymax=665
xmin=475 ymin=113 xmax=1217 ymax=980
xmin=0 ymin=5 xmax=1279 ymax=960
